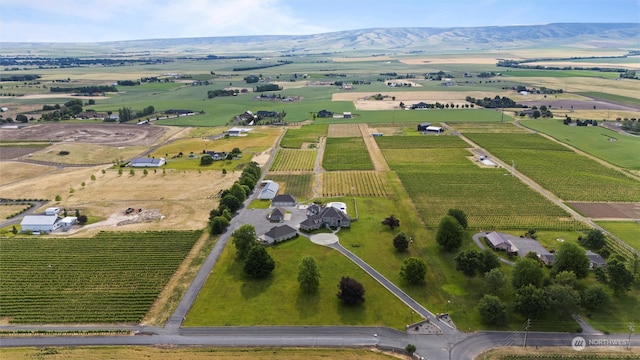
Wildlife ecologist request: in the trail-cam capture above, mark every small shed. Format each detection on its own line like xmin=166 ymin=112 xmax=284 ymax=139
xmin=45 ymin=207 xmax=61 ymax=216
xmin=259 ymin=181 xmax=280 ymax=200
xmin=269 ymin=207 xmax=286 ymax=222
xmin=263 ymin=225 xmax=298 ymax=244
xmin=271 ymin=194 xmax=296 ymax=207
xmin=343 ymin=112 xmax=352 ymax=119
xmin=60 ymin=216 xmax=77 ymax=231
xmin=425 ymin=126 xmax=444 ymax=134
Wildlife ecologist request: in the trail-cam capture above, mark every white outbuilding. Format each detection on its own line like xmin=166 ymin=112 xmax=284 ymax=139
xmin=20 ymin=215 xmax=61 ymax=233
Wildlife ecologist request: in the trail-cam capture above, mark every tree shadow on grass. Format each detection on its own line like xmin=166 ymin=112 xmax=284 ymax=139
xmin=240 ymin=276 xmax=274 ymax=300
xmin=337 ymin=301 xmax=367 ymax=325
xmin=295 ymin=291 xmax=320 ymax=320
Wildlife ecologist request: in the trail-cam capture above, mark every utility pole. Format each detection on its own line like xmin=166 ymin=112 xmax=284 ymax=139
xmin=524 ymin=318 xmax=531 ymax=348
xmin=629 ymin=322 xmax=635 ymax=350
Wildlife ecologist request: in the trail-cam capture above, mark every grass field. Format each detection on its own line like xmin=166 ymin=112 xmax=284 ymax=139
xmin=520 ymin=119 xmax=640 ymax=170
xmin=597 ymin=221 xmax=640 ymax=252
xmin=501 ymin=69 xmax=621 ymax=78
xmin=0 ymin=161 xmax=56 ymax=185
xmin=576 ymin=91 xmax=640 ymax=108
xmin=323 ymin=137 xmax=374 ymax=171
xmin=279 ymin=124 xmax=328 ymax=148
xmin=263 ymin=173 xmax=314 ymax=199
xmin=185 ymin=235 xmax=412 ymax=329
xmin=269 ymin=148 xmax=316 ymax=171
xmin=28 ymin=143 xmax=146 ymax=165
xmin=466 ymin=133 xmax=640 ymax=201
xmin=450 ymin=122 xmax=533 ymax=134
xmin=0 ymin=347 xmax=398 ymax=360
xmin=320 ymin=171 xmax=388 ymax=197
xmin=0 ymin=231 xmax=201 ymax=323
xmin=318 ymin=109 xmax=508 ymax=124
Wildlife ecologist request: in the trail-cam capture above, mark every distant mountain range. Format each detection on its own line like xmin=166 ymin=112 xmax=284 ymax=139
xmin=2 ymin=23 xmax=639 ymax=55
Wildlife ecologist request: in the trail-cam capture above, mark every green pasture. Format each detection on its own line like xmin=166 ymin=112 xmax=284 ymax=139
xmin=450 ymin=122 xmax=533 ymax=134
xmin=280 ymin=124 xmax=328 ymax=148
xmin=316 ymin=109 xmax=508 ymax=124
xmin=501 ymin=69 xmax=620 ymax=78
xmin=0 ymin=231 xmax=201 ymax=323
xmin=576 ymin=91 xmax=640 ymax=108
xmin=184 ymin=235 xmax=412 ymax=329
xmin=467 ymin=133 xmax=640 ymax=202
xmin=375 ymin=135 xmax=468 ymax=148
xmin=521 ymin=119 xmax=640 ymax=169
xmin=597 ymin=221 xmax=640 ymax=252
xmin=323 ymin=137 xmax=374 ymax=171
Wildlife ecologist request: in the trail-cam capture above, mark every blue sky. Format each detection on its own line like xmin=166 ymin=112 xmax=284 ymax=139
xmin=1 ymin=0 xmax=638 ymax=42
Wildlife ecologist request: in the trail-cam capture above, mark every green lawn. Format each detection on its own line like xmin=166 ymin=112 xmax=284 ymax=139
xmin=520 ymin=119 xmax=640 ymax=170
xmin=185 ymin=236 xmax=412 ymax=329
xmin=280 ymin=124 xmax=328 ymax=149
xmin=596 ymin=221 xmax=640 ymax=252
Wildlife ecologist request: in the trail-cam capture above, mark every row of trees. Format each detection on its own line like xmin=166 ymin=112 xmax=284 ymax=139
xmin=209 ymin=162 xmax=261 ymax=235
xmin=465 ymin=95 xmax=523 ymax=109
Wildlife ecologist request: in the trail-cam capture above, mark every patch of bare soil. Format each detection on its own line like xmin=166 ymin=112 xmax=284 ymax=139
xmin=0 ymin=123 xmax=168 ymax=146
xmin=568 ymin=202 xmax=640 ymax=219
xmin=328 ymin=124 xmax=361 ymax=137
xmin=359 ymin=124 xmax=390 ymax=171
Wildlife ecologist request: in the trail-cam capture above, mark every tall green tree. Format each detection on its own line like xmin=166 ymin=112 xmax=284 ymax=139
xmin=581 ymin=229 xmax=606 ymax=250
xmin=484 ymin=268 xmax=507 ymax=295
xmin=220 ymin=194 xmax=242 ymax=213
xmin=606 ymin=259 xmax=635 ymax=295
xmin=436 ymin=215 xmax=464 ymax=251
xmin=581 ymin=285 xmax=611 ymax=311
xmin=554 ymin=270 xmax=578 ymax=289
xmin=480 ymin=249 xmax=501 ymax=273
xmin=243 ymin=246 xmax=275 ymax=279
xmin=477 ymin=294 xmax=507 ymax=325
xmin=455 ymin=249 xmax=482 ymax=279
xmin=546 ymin=284 xmax=580 ymax=318
xmin=447 ymin=208 xmax=468 ymax=229
xmin=512 ymin=258 xmax=544 ymax=289
xmin=232 ymin=224 xmax=258 ymax=259
xmin=297 ymin=256 xmax=320 ymax=294
xmin=400 ymin=257 xmax=427 ymax=284
xmin=210 ymin=216 xmax=229 ymax=235
xmin=229 ymin=182 xmax=247 ymax=203
xmin=553 ymin=242 xmax=589 ymax=279
xmin=392 ymin=232 xmax=409 ymax=252
xmin=513 ymin=284 xmax=548 ymax=319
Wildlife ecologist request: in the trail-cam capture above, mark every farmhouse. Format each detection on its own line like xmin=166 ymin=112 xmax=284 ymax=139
xmin=417 ymin=122 xmax=432 ymax=131
xmin=271 ymin=194 xmax=296 ymax=207
xmin=269 ymin=207 xmax=286 ymax=222
xmin=413 ymin=102 xmax=429 ymax=110
xmin=259 ymin=180 xmax=279 ymax=200
xmin=300 ymin=205 xmax=351 ymax=231
xmin=317 ymin=110 xmax=333 ymax=118
xmin=20 ymin=215 xmax=61 ymax=233
xmin=586 ymin=250 xmax=606 ymax=269
xmin=205 ymin=151 xmax=227 ymax=161
xmin=262 ymin=224 xmax=298 ymax=244
xmin=485 ymin=231 xmax=519 ymax=255
xmin=130 ymin=157 xmax=166 ymax=167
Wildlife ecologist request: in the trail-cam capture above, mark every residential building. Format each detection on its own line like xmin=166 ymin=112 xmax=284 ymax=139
xmin=262 ymin=225 xmax=298 ymax=244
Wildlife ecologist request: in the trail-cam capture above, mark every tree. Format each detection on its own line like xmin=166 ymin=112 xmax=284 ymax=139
xmin=513 ymin=284 xmax=548 ymax=319
xmin=477 ymin=294 xmax=507 ymax=325
xmin=129 ymin=168 xmax=135 ymax=176
xmin=512 ymin=258 xmax=544 ymax=289
xmin=220 ymin=194 xmax=242 ymax=213
xmin=243 ymin=246 xmax=275 ymax=279
xmin=455 ymin=250 xmax=482 ymax=279
xmin=16 ymin=114 xmax=28 ymax=123
xmin=447 ymin=208 xmax=468 ymax=229
xmin=553 ymin=242 xmax=589 ymax=279
xmin=436 ymin=215 xmax=464 ymax=251
xmin=75 ymin=209 xmax=80 ymax=217
xmin=381 ymin=215 xmax=400 ymax=230
xmin=400 ymin=257 xmax=427 ymax=284
xmin=200 ymin=154 xmax=213 ymax=165
xmin=55 ymin=195 xmax=62 ymax=202
xmin=554 ymin=270 xmax=578 ymax=289
xmin=392 ymin=232 xmax=409 ymax=252
xmin=232 ymin=224 xmax=258 ymax=259
xmin=480 ymin=249 xmax=500 ymax=273
xmin=337 ymin=277 xmax=365 ymax=305
xmin=532 ymin=110 xmax=541 ymax=119
xmin=298 ymin=256 xmax=320 ymax=294
xmin=581 ymin=229 xmax=606 ymax=250
xmin=546 ymin=284 xmax=580 ymax=318
xmin=606 ymin=259 xmax=635 ymax=295
xmin=210 ymin=216 xmax=229 ymax=235
xmin=77 ymin=215 xmax=88 ymax=224
xmin=582 ymin=285 xmax=611 ymax=311
xmin=229 ymin=182 xmax=247 ymax=203
xmin=90 ymin=174 xmax=96 ymax=181
xmin=484 ymin=268 xmax=507 ymax=295
xmin=405 ymin=344 xmax=416 ymax=355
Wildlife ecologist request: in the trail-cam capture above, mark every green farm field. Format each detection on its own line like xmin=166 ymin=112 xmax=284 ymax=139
xmin=323 ymin=137 xmax=374 ymax=171
xmin=466 ymin=133 xmax=640 ymax=201
xmin=0 ymin=231 xmax=201 ymax=323
xmin=520 ymin=119 xmax=640 ymax=170
xmin=184 ymin=235 xmax=411 ymax=329
xmin=321 ymin=171 xmax=388 ymax=197
xmin=280 ymin=124 xmax=328 ymax=148
xmin=318 ymin=109 xmax=508 ymax=124
xmin=263 ymin=173 xmax=314 ymax=199
xmin=597 ymin=221 xmax=640 ymax=252
xmin=269 ymin=148 xmax=316 ymax=171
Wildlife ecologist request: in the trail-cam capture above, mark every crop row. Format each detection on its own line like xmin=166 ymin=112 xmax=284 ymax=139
xmin=264 ymin=173 xmax=314 ymax=199
xmin=323 ymin=137 xmax=374 ymax=171
xmin=467 ymin=134 xmax=640 ymax=201
xmin=321 ymin=171 xmax=388 ymax=197
xmin=0 ymin=230 xmax=200 ymax=323
xmin=375 ymin=135 xmax=467 ymax=149
xmin=382 ymin=148 xmax=471 ymax=167
xmin=270 ymin=148 xmax=316 ymax=171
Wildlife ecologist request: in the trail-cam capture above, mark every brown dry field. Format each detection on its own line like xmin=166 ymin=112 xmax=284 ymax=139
xmin=400 ymin=57 xmax=499 ymax=65
xmin=0 ymin=166 xmax=238 ymax=234
xmin=333 ymin=91 xmax=511 ymax=102
xmin=0 ymin=161 xmax=56 ymax=185
xmin=333 ymin=56 xmax=393 ymax=62
xmin=513 ymin=77 xmax=640 ymax=100
xmin=568 ymin=202 xmax=640 ymax=219
xmin=0 ymin=204 xmax=29 ymax=219
xmin=27 ymin=143 xmax=147 ymax=164
xmin=373 ymin=126 xmax=407 ymax=136
xmin=526 ymin=60 xmax=640 ymax=70
xmin=0 ymin=146 xmax=44 ymax=160
xmin=327 ymin=123 xmax=361 ymax=137
xmin=0 ymin=347 xmax=402 ymax=360
xmin=7 ymin=94 xmax=109 ymax=100
xmin=480 ymin=345 xmax=640 ymax=359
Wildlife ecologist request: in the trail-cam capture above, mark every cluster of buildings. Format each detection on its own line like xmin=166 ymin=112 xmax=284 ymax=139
xmin=20 ymin=207 xmax=77 ymax=234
